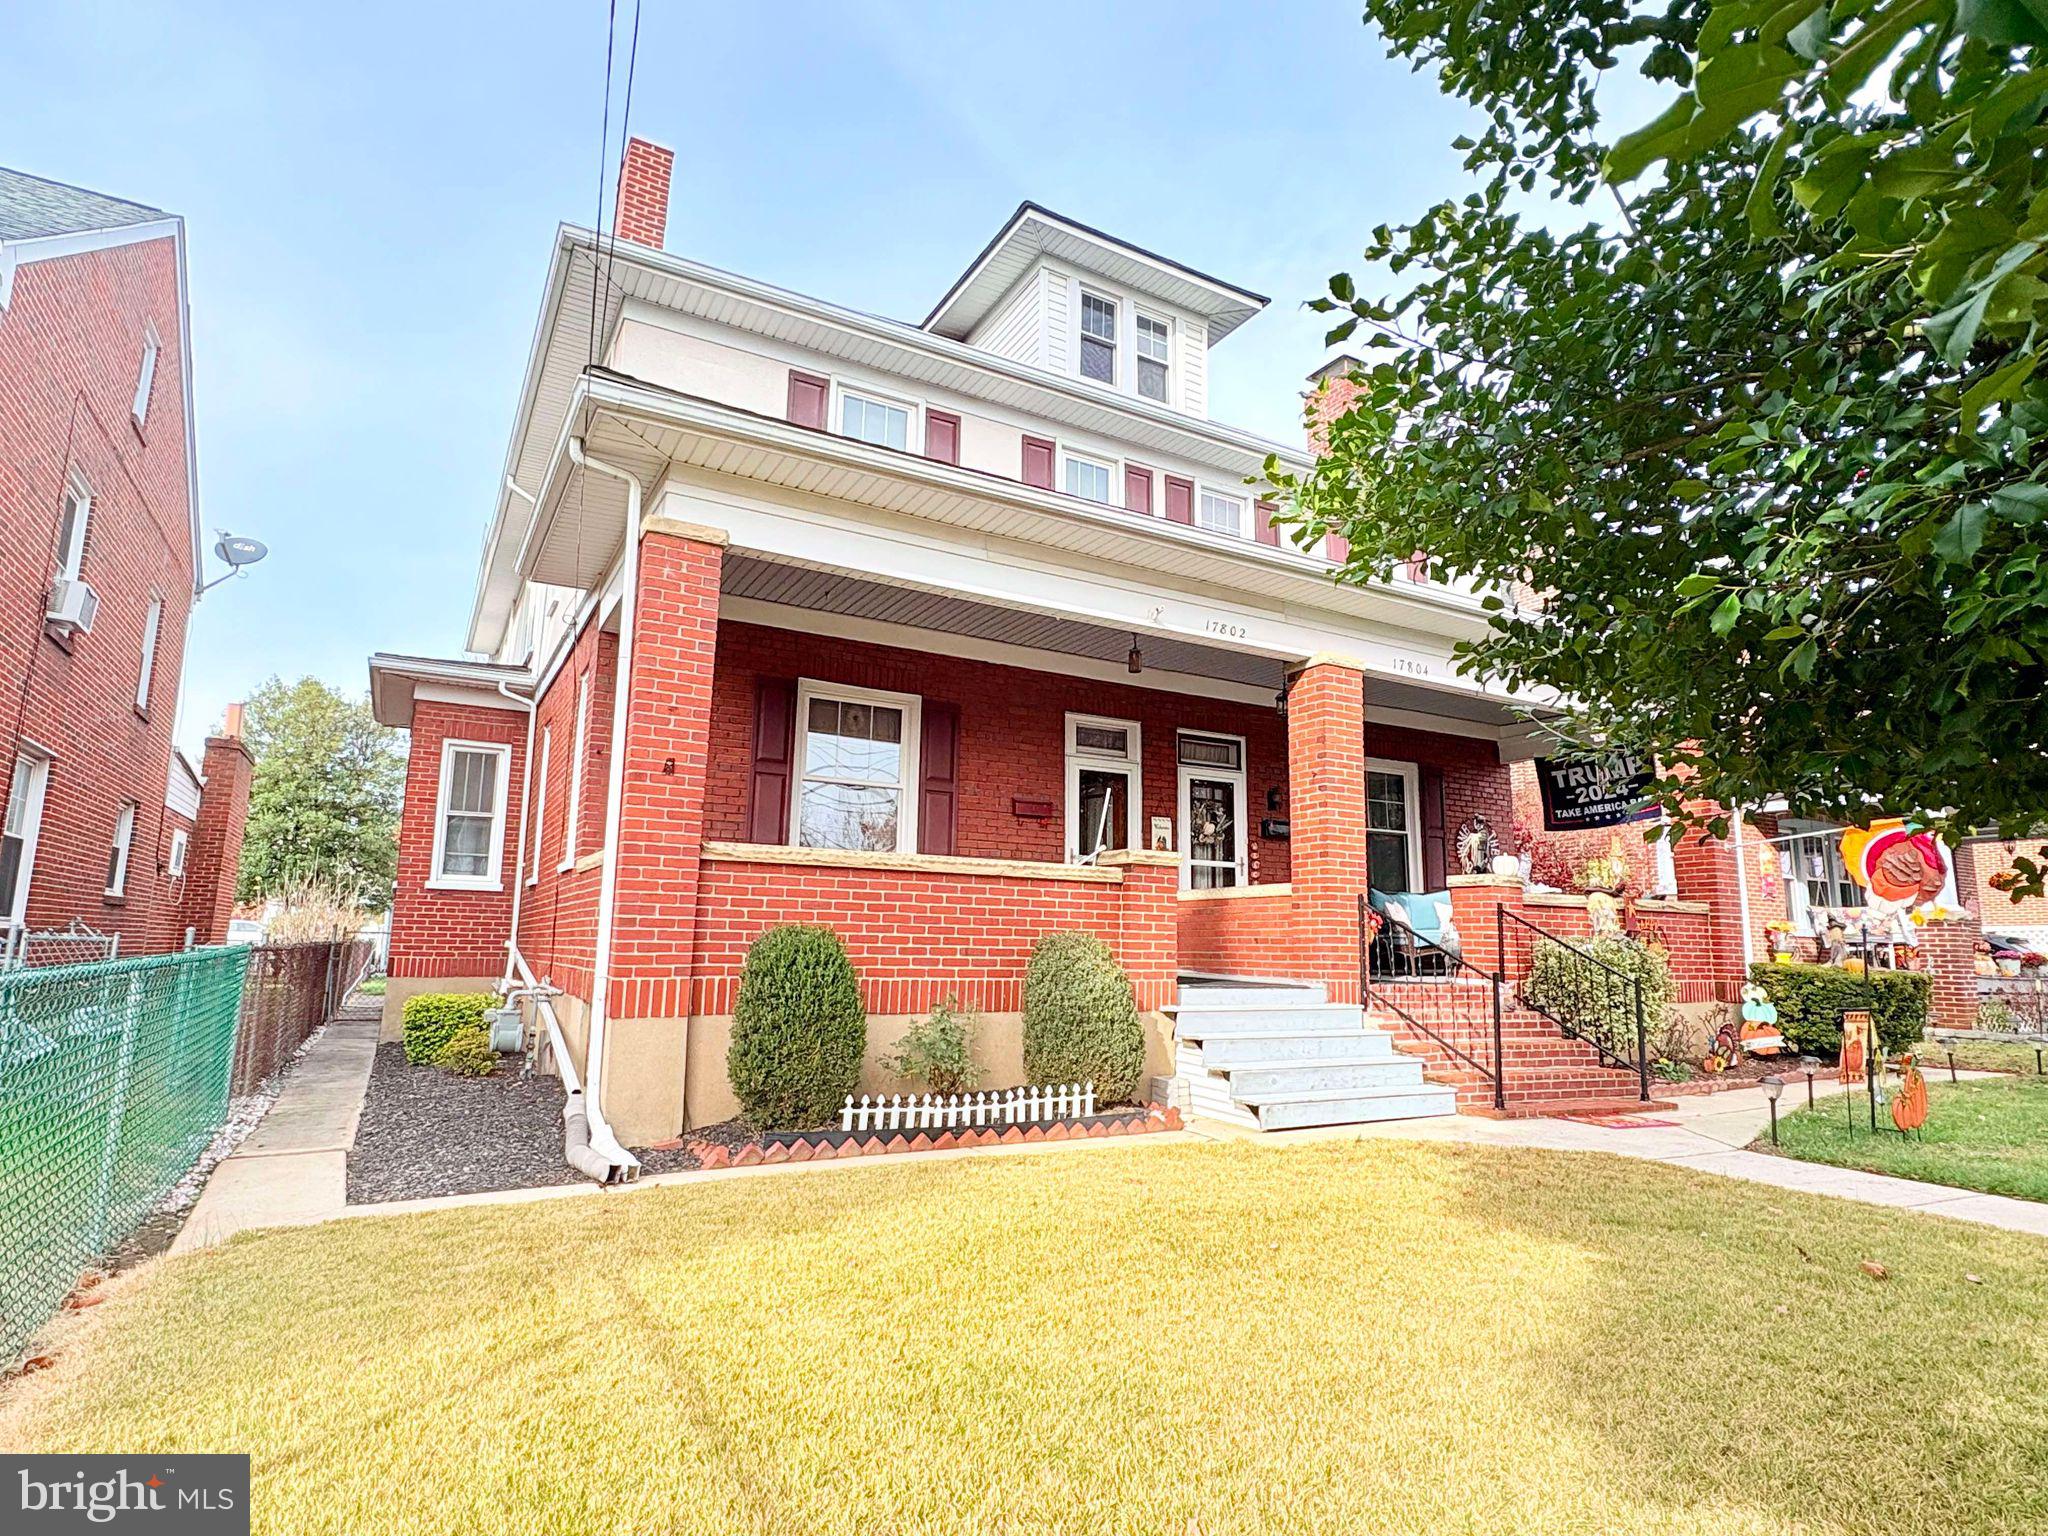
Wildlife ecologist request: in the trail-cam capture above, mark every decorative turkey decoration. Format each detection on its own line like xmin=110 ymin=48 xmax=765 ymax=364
xmin=1840 ymin=820 xmax=1948 ymax=905
xmin=1892 ymin=1055 xmax=1929 ymax=1133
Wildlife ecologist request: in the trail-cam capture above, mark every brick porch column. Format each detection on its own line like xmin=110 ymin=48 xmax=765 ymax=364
xmin=1448 ymin=873 xmax=1526 ymax=976
xmin=1918 ymin=910 xmax=1983 ymax=1032
xmin=1286 ymin=657 xmax=1368 ymax=1003
xmin=599 ymin=516 xmax=725 ymax=1141
xmin=1101 ymin=849 xmax=1181 ymax=1012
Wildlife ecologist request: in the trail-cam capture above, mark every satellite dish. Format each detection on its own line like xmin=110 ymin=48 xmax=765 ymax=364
xmin=214 ymin=534 xmax=268 ymax=568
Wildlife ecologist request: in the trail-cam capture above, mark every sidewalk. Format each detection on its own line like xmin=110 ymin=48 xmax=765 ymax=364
xmin=170 ymin=1003 xmax=380 ymax=1253
xmin=1204 ymin=1071 xmax=2048 ymax=1239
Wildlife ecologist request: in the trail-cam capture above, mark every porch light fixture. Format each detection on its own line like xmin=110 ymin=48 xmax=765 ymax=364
xmin=1761 ymin=1074 xmax=1785 ymax=1145
xmin=1127 ymin=634 xmax=1143 ymax=674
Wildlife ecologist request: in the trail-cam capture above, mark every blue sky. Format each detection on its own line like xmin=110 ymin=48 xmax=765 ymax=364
xmin=2 ymin=1 xmax=1658 ymax=758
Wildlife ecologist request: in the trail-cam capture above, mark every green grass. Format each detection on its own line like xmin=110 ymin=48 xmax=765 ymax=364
xmin=6 ymin=1140 xmax=2048 ymax=1535
xmin=1932 ymin=1037 xmax=2048 ymax=1075
xmin=351 ymin=976 xmax=386 ymax=997
xmin=1768 ymin=1075 xmax=2048 ymax=1204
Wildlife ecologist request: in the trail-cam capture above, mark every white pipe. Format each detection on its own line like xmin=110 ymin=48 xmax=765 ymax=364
xmin=506 ymin=944 xmax=631 ymax=1182
xmin=496 ymin=678 xmax=536 ymax=995
xmin=565 ymin=434 xmax=642 ymax=1174
xmin=1731 ymin=806 xmax=1756 ymax=968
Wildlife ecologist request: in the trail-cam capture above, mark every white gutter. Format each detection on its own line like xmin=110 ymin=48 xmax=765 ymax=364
xmin=496 ymin=677 xmax=536 ymax=993
xmin=565 ymin=434 xmax=643 ymax=1173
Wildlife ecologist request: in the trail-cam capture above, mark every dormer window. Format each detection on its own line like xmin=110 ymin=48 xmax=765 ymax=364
xmin=1136 ymin=314 xmax=1171 ymax=403
xmin=840 ymin=387 xmax=914 ymax=452
xmin=1063 ymin=452 xmax=1115 ymax=504
xmin=1197 ymin=488 xmax=1244 ymax=536
xmin=1079 ymin=292 xmax=1117 ymax=384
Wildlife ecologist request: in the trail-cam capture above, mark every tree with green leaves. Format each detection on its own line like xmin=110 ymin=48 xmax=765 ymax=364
xmin=1270 ymin=0 xmax=2048 ymax=891
xmin=236 ymin=677 xmax=405 ymax=911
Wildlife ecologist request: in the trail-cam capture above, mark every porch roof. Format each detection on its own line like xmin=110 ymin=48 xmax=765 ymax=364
xmin=368 ymin=652 xmax=532 ymax=728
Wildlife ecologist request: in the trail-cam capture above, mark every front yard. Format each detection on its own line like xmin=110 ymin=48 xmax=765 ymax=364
xmin=1768 ymin=1075 xmax=2048 ymax=1204
xmin=5 ymin=1139 xmax=2046 ymax=1535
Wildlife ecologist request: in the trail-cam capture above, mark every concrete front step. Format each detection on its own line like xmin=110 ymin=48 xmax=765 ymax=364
xmin=1170 ymin=1002 xmax=1367 ymax=1033
xmin=1195 ymin=1029 xmax=1402 ymax=1065
xmin=1250 ymin=1083 xmax=1461 ymax=1131
xmin=1224 ymin=1056 xmax=1429 ymax=1097
xmin=1178 ymin=979 xmax=1328 ymax=1008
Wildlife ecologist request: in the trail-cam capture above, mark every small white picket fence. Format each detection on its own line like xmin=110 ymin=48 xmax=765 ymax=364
xmin=840 ymin=1082 xmax=1097 ymax=1134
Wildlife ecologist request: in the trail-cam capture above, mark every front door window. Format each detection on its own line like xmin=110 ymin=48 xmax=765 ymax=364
xmin=1178 ymin=732 xmax=1246 ymax=889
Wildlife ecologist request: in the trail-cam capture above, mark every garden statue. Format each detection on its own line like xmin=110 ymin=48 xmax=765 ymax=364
xmin=1586 ymin=889 xmax=1622 ymax=937
xmin=1455 ymin=815 xmax=1499 ymax=877
xmin=1738 ymin=983 xmax=1786 ymax=1055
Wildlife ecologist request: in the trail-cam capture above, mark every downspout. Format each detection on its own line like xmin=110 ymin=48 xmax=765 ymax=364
xmin=565 ymin=434 xmax=642 ymax=1174
xmin=507 ymin=945 xmax=625 ymax=1183
xmin=1731 ymin=806 xmax=1756 ymax=968
xmin=496 ymin=678 xmax=535 ymax=994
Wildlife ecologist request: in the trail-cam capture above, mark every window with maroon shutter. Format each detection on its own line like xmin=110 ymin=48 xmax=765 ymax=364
xmin=1163 ymin=475 xmax=1193 ymax=525
xmin=748 ymin=677 xmax=797 ymax=843
xmin=1326 ymin=530 xmax=1352 ymax=562
xmin=1255 ymin=499 xmax=1281 ymax=547
xmin=925 ymin=409 xmax=961 ymax=466
xmin=786 ymin=371 xmax=829 ymax=430
xmin=1124 ymin=466 xmax=1154 ymax=515
xmin=919 ymin=703 xmax=960 ymax=856
xmin=1420 ymin=765 xmax=1448 ymax=888
xmin=1021 ymin=435 xmax=1055 ymax=489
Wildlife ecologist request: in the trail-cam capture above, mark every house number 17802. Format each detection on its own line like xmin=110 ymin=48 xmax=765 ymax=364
xmin=1203 ymin=619 xmax=1248 ymax=640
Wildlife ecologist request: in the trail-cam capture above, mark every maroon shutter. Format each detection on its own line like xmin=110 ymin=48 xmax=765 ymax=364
xmin=919 ymin=703 xmax=960 ymax=856
xmin=925 ymin=410 xmax=961 ymax=465
xmin=1325 ymin=530 xmax=1352 ymax=563
xmin=786 ymin=370 xmax=829 ymax=430
xmin=748 ymin=677 xmax=797 ymax=843
xmin=1163 ymin=475 xmax=1194 ymax=525
xmin=1255 ymin=499 xmax=1281 ymax=547
xmin=1124 ymin=465 xmax=1154 ymax=515
xmin=1419 ymin=764 xmax=1448 ymax=890
xmin=1021 ymin=435 xmax=1056 ymax=489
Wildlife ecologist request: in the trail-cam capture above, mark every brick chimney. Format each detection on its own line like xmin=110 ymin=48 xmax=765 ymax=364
xmin=613 ymin=136 xmax=675 ymax=249
xmin=1302 ymin=355 xmax=1369 ymax=563
xmin=179 ymin=708 xmax=256 ymax=946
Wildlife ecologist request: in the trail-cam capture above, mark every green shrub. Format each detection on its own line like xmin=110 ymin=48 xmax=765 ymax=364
xmin=402 ymin=992 xmax=491 ymax=1065
xmin=728 ymin=925 xmax=867 ymax=1130
xmin=1023 ymin=931 xmax=1144 ymax=1104
xmin=886 ymin=994 xmax=980 ymax=1095
xmin=1522 ymin=935 xmax=1673 ymax=1062
xmin=1746 ymin=962 xmax=1928 ymax=1056
xmin=434 ymin=1025 xmax=498 ymax=1077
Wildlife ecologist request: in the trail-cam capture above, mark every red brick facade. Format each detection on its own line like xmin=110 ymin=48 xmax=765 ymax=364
xmin=176 ymin=734 xmax=254 ymax=946
xmin=1955 ymin=834 xmax=2048 ymax=936
xmin=613 ymin=137 xmax=675 ymax=250
xmin=0 ymin=222 xmax=249 ymax=953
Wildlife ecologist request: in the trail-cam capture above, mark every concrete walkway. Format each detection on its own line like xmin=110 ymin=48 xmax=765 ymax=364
xmin=170 ymin=1004 xmax=380 ymax=1253
xmin=1198 ymin=1070 xmax=2048 ymax=1238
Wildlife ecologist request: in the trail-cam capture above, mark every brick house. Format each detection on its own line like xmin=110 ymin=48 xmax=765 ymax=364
xmin=0 ymin=166 xmax=252 ymax=958
xmin=372 ymin=140 xmax=1711 ymax=1151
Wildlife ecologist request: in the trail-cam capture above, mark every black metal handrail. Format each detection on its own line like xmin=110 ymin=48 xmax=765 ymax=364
xmin=1496 ymin=906 xmax=1650 ymax=1102
xmin=1359 ymin=895 xmax=1505 ymax=1111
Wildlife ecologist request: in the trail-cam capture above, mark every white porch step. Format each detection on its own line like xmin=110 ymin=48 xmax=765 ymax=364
xmin=1249 ymin=1083 xmax=1460 ymax=1131
xmin=1195 ymin=1029 xmax=1400 ymax=1065
xmin=1225 ymin=1057 xmax=1428 ymax=1096
xmin=1170 ymin=1002 xmax=1366 ymax=1033
xmin=1175 ymin=980 xmax=1328 ymax=1008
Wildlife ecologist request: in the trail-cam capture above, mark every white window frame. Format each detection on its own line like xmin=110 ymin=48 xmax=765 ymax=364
xmin=105 ymin=801 xmax=137 ymax=898
xmin=1196 ymin=486 xmax=1246 ymax=537
xmin=790 ymin=679 xmax=922 ymax=854
xmin=1061 ymin=449 xmax=1118 ymax=505
xmin=2 ymin=749 xmax=52 ymax=929
xmin=1366 ymin=757 xmax=1424 ymax=892
xmin=1135 ymin=311 xmax=1172 ymax=405
xmin=1064 ymin=713 xmax=1142 ymax=863
xmin=832 ymin=380 xmax=922 ymax=455
xmin=1078 ymin=288 xmax=1119 ymax=387
xmin=558 ymin=671 xmax=591 ymax=871
xmin=135 ymin=594 xmax=163 ymax=713
xmin=167 ymin=826 xmax=190 ymax=878
xmin=430 ymin=739 xmax=511 ymax=891
xmin=56 ymin=471 xmax=92 ymax=580
xmin=132 ymin=322 xmax=161 ymax=431
xmin=529 ymin=723 xmax=551 ymax=885
xmin=1176 ymin=730 xmax=1249 ymax=890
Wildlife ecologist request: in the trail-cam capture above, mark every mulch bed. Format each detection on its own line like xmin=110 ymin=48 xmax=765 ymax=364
xmin=1659 ymin=1057 xmax=1820 ymax=1096
xmin=347 ymin=1044 xmax=701 ymax=1203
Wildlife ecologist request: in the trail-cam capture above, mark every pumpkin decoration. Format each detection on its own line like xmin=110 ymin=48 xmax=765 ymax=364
xmin=1892 ymin=1055 xmax=1929 ymax=1133
xmin=1738 ymin=982 xmax=1787 ymax=1055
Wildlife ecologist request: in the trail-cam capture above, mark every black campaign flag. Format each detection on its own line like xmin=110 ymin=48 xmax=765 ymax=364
xmin=1533 ymin=752 xmax=1655 ymax=831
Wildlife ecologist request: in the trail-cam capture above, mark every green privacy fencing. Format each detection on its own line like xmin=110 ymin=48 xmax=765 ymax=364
xmin=0 ymin=946 xmax=251 ymax=1362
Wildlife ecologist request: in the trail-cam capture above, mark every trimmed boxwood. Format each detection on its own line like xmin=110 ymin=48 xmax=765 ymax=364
xmin=434 ymin=1025 xmax=498 ymax=1077
xmin=1747 ymin=961 xmax=1929 ymax=1056
xmin=728 ymin=925 xmax=867 ymax=1130
xmin=402 ymin=992 xmax=492 ymax=1065
xmin=1022 ymin=931 xmax=1145 ymax=1105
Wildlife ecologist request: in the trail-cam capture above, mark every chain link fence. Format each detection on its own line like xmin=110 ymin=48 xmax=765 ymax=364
xmin=0 ymin=937 xmax=374 ymax=1362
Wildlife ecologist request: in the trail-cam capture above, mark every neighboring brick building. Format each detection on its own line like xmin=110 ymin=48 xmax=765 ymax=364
xmin=0 ymin=166 xmax=250 ymax=957
xmin=1955 ymin=832 xmax=2048 ymax=946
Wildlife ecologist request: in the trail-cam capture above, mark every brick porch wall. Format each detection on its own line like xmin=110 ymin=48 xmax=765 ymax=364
xmin=1177 ymin=887 xmax=1304 ymax=981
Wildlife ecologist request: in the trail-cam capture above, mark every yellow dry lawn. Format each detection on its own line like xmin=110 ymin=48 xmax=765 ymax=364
xmin=5 ymin=1139 xmax=2047 ymax=1536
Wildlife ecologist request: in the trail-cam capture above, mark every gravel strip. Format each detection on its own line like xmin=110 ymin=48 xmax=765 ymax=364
xmin=348 ymin=1044 xmax=700 ymax=1202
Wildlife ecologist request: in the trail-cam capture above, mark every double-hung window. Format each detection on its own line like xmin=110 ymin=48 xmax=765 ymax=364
xmin=1 ymin=752 xmax=50 ymax=929
xmin=55 ymin=473 xmax=91 ymax=579
xmin=793 ymin=682 xmax=920 ymax=853
xmin=1079 ymin=291 xmax=1117 ymax=384
xmin=132 ymin=324 xmax=161 ymax=431
xmin=1366 ymin=761 xmax=1421 ymax=895
xmin=135 ymin=596 xmax=163 ymax=713
xmin=1196 ymin=488 xmax=1244 ymax=536
xmin=839 ymin=388 xmax=913 ymax=452
xmin=559 ymin=672 xmax=590 ymax=870
xmin=433 ymin=741 xmax=509 ymax=888
xmin=1136 ymin=314 xmax=1171 ymax=402
xmin=1063 ymin=453 xmax=1114 ymax=504
xmin=105 ymin=801 xmax=137 ymax=897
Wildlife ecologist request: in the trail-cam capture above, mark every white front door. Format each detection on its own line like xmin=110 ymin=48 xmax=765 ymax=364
xmin=1177 ymin=731 xmax=1247 ymax=889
